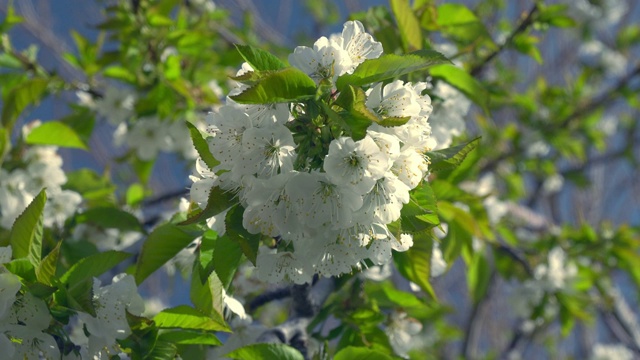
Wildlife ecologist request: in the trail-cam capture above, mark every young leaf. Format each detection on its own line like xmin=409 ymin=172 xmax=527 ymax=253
xmin=154 ymin=305 xmax=230 ymax=332
xmin=36 ymin=241 xmax=61 ymax=286
xmin=334 ymin=85 xmax=378 ymax=140
xmin=225 ymin=343 xmax=305 ymax=360
xmin=179 ymin=186 xmax=237 ymax=226
xmin=429 ymin=65 xmax=489 ymax=113
xmin=234 ymin=44 xmax=287 ymax=71
xmin=10 ymin=189 xmax=46 ymax=267
xmin=390 ymin=0 xmax=423 ymax=51
xmin=230 ymin=67 xmax=316 ymax=104
xmin=335 ymin=50 xmax=450 ymax=90
xmin=427 ymin=137 xmax=480 ymax=172
xmin=135 ymin=223 xmax=197 ymax=284
xmin=186 ymin=121 xmax=219 ymax=169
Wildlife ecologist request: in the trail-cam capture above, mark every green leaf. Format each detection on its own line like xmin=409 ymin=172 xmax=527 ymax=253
xmin=436 ymin=4 xmax=491 ymax=45
xmin=36 ymin=241 xmax=61 ymax=286
xmin=4 ymin=258 xmax=36 ymax=282
xmin=190 ymin=270 xmax=226 ymax=321
xmin=512 ymin=34 xmax=543 ymax=64
xmin=24 ymin=121 xmax=87 ymax=149
xmin=225 ymin=205 xmax=261 ymax=265
xmin=334 ymin=346 xmax=393 ymax=360
xmin=154 ymin=305 xmax=230 ymax=332
xmin=146 ymin=341 xmax=178 ymax=360
xmin=429 ymin=65 xmax=489 ymax=113
xmin=467 ymin=251 xmax=491 ymax=303
xmin=63 ymin=169 xmax=115 ymax=205
xmin=230 ymin=67 xmax=316 ymax=104
xmin=10 ymin=189 xmax=46 ymax=267
xmin=157 ymin=330 xmax=222 ymax=346
xmin=64 ymin=277 xmax=96 ymax=316
xmin=179 ymin=186 xmax=237 ymax=226
xmin=234 ymin=44 xmax=287 ymax=71
xmin=164 ymin=55 xmax=181 ymax=80
xmin=126 ymin=183 xmax=145 ymax=206
xmin=390 ymin=0 xmax=423 ymax=51
xmin=0 ymin=127 xmax=9 ymax=163
xmin=427 ymin=137 xmax=480 ymax=172
xmin=132 ymin=157 xmax=155 ymax=184
xmin=1 ymin=78 xmax=49 ymax=129
xmin=392 ymin=231 xmax=436 ymax=299
xmin=226 ymin=343 xmax=304 ymax=360
xmin=60 ymin=250 xmax=131 ymax=285
xmin=186 ymin=121 xmax=219 ymax=169
xmin=335 ymin=50 xmax=450 ymax=90
xmin=334 ymin=85 xmax=378 ymax=140
xmin=103 ymin=66 xmax=136 ymax=83
xmin=376 ymin=116 xmax=411 ymax=127
xmin=212 ymin=234 xmax=244 ymax=288
xmin=135 ymin=223 xmax=197 ymax=284
xmin=75 ymin=207 xmax=143 ymax=232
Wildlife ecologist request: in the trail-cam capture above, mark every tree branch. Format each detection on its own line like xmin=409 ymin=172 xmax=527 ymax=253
xmin=461 ymin=269 xmax=498 ymax=359
xmin=248 ymin=286 xmax=292 ymax=312
xmin=479 ymin=62 xmax=640 ymax=174
xmin=470 ymin=4 xmax=539 ymax=77
xmin=256 ymin=278 xmax=334 ymax=359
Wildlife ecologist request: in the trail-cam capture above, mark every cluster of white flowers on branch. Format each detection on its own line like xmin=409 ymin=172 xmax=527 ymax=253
xmin=189 ymin=20 xmax=439 ymax=284
xmin=0 ymin=124 xmax=81 ymax=230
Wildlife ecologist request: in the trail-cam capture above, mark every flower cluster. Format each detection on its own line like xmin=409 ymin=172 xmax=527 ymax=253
xmin=0 ymin=125 xmax=82 ymax=229
xmin=77 ymin=87 xmax=198 ymax=160
xmin=0 ymin=246 xmax=60 ymax=359
xmin=190 ymin=21 xmax=436 ymax=283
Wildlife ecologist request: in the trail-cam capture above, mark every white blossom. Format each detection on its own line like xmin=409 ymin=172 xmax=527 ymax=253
xmin=288 ymin=36 xmax=352 ymax=83
xmin=77 ymin=274 xmax=145 ymax=357
xmin=286 ymin=171 xmax=362 ymax=230
xmin=324 ymin=135 xmax=389 ymax=195
xmin=235 ymin=125 xmax=296 ymax=178
xmin=331 ymin=20 xmax=383 ymax=70
xmin=125 ymin=116 xmax=173 ymax=160
xmin=93 ymin=86 xmax=136 ymax=126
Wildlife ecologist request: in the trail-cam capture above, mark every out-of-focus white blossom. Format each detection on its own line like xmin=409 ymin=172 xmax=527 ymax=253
xmin=431 ymin=243 xmax=446 ymax=278
xmin=591 ymin=343 xmax=634 ymax=360
xmin=578 ymin=40 xmax=628 ymax=76
xmin=429 ymin=82 xmax=469 ymax=150
xmin=92 ymin=86 xmax=136 ymax=126
xmin=385 ymin=311 xmax=423 ymax=358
